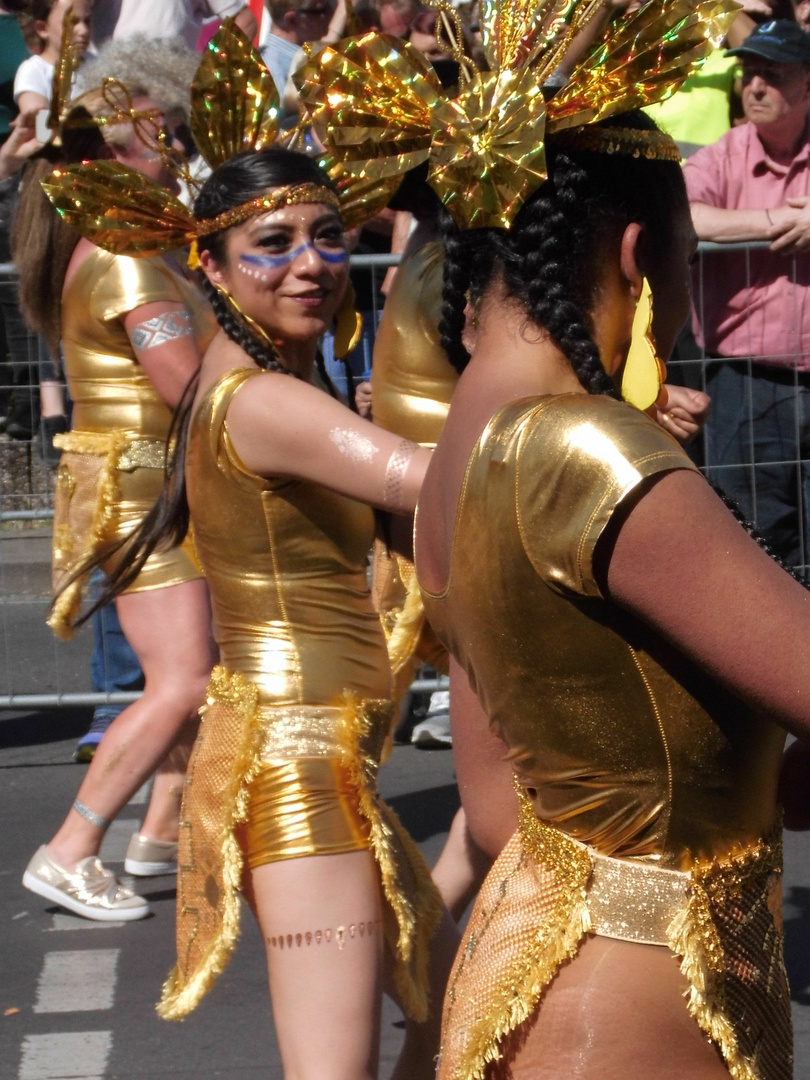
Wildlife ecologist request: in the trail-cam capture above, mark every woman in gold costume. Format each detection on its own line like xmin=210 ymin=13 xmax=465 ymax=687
xmin=413 ymin=111 xmax=810 ymax=1080
xmin=16 ymin=74 xmax=216 ymax=922
xmin=79 ymin=144 xmax=448 ymax=1079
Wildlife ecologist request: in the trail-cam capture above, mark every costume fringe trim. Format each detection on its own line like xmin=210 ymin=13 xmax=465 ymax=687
xmin=339 ymin=691 xmax=444 ymax=1023
xmin=450 ymin=796 xmax=593 ymax=1080
xmin=157 ymin=668 xmax=262 ymax=1019
xmin=47 ymin=430 xmax=125 ymax=640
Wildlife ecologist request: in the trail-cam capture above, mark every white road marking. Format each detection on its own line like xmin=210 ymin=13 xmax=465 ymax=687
xmin=45 ymin=914 xmax=125 ymax=932
xmin=33 ymin=950 xmax=119 ymax=1013
xmin=128 ymin=779 xmax=152 ymax=806
xmin=18 ymin=1031 xmax=111 ymax=1079
xmin=98 ymin=819 xmax=140 ymax=864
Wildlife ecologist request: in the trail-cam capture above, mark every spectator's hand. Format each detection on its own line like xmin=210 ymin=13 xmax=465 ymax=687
xmin=736 ymin=0 xmax=773 ymax=15
xmin=769 ymin=196 xmax=810 ymax=253
xmin=355 ymin=379 xmax=373 ymax=419
xmin=0 ymin=109 xmax=43 ymax=180
xmin=653 ymin=385 xmax=710 ymax=444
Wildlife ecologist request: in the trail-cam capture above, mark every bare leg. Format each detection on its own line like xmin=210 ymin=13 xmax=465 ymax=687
xmin=139 ymin=729 xmax=196 ymax=843
xmin=250 ymin=849 xmax=383 ymax=1080
xmin=389 ymin=906 xmax=460 ymax=1080
xmin=46 ymin=578 xmax=214 ymax=868
xmin=431 ymin=807 xmax=492 ymax=922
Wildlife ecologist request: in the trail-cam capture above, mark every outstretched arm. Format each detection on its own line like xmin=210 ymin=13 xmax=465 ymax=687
xmin=226 ymin=371 xmax=431 ymax=513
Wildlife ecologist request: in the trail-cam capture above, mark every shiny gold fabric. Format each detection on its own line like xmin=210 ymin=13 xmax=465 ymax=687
xmin=49 ymin=249 xmax=212 ymax=637
xmin=238 ymin=757 xmax=371 ymax=867
xmin=370 ymin=241 xmax=457 ymax=688
xmin=161 ymin=370 xmax=443 ymax=1018
xmin=419 ymin=393 xmax=790 ymax=1080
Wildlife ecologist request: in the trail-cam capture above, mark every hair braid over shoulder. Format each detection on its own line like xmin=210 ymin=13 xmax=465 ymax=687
xmin=439 ymin=220 xmax=474 ymax=375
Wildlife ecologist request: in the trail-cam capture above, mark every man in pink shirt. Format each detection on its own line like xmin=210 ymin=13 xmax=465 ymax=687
xmin=684 ymin=19 xmax=810 ymax=576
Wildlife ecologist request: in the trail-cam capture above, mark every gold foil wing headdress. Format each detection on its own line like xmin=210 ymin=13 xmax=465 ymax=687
xmin=41 ymin=20 xmax=382 ymax=257
xmin=190 ymin=18 xmax=280 ymax=170
xmin=295 ymin=0 xmax=740 ymax=229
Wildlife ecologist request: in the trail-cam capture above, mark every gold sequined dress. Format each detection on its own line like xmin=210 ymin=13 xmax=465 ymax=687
xmin=158 ymin=365 xmax=441 ymax=1019
xmin=49 ymin=248 xmax=213 ymax=638
xmin=418 ymin=393 xmax=792 ymax=1080
xmin=370 ymin=241 xmax=457 ymax=687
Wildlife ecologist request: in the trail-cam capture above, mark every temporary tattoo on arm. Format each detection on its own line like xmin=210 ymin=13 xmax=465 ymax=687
xmin=328 ymin=427 xmax=381 ymax=464
xmin=267 ymin=919 xmax=381 ymax=951
xmin=383 ymin=438 xmax=419 ymax=511
xmin=129 ymin=309 xmax=193 ymax=350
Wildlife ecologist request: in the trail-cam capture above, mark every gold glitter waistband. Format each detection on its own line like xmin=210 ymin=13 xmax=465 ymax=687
xmin=54 ymin=431 xmax=167 ymax=471
xmin=518 ymin=793 xmax=689 ymax=947
xmin=255 ymin=703 xmax=355 ymax=760
xmin=196 ymin=183 xmax=341 ymax=237
xmin=118 ymin=439 xmax=167 ymax=471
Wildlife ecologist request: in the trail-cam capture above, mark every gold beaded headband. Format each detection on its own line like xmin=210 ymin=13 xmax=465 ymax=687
xmin=195 ymin=183 xmax=342 ymax=237
xmin=550 ymin=126 xmax=681 ymax=163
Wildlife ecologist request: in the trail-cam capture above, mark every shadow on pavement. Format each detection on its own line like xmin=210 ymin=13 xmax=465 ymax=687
xmin=0 ymin=707 xmax=92 ymax=748
xmin=387 ymin=783 xmax=460 ymax=842
xmin=785 ymin=885 xmax=810 ymax=1004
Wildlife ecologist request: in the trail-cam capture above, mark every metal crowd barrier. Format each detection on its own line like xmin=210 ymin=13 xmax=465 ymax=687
xmin=1 ymin=241 xmax=807 ymax=708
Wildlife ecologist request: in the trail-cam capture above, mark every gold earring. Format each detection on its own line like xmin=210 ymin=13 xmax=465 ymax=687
xmin=333 ymin=282 xmax=363 ymax=359
xmin=621 ymin=277 xmax=667 ymax=412
xmin=213 ymin=282 xmax=279 ymax=354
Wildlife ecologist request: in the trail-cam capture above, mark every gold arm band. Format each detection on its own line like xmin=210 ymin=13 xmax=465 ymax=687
xmin=550 ymin=126 xmax=681 ymax=163
xmin=196 ymin=183 xmax=342 ymax=236
xmin=383 ymin=438 xmax=419 ymax=511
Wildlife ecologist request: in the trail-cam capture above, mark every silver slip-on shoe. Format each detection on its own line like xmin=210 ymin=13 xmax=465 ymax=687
xmin=124 ymin=833 xmax=178 ymax=876
xmin=22 ymin=846 xmax=150 ymax=921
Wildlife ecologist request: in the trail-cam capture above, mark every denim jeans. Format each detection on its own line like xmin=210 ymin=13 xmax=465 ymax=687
xmin=89 ymin=569 xmax=144 ymax=725
xmin=704 ymin=359 xmax=810 ymax=577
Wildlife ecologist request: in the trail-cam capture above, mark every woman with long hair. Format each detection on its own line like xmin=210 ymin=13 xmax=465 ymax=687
xmin=16 ymin=65 xmax=216 ymax=921
xmin=55 ymin=140 xmax=450 ymax=1078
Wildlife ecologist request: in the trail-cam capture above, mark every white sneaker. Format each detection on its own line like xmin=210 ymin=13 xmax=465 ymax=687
xmin=124 ymin=833 xmax=178 ymax=876
xmin=23 ymin=846 xmax=150 ymax=922
xmin=411 ymin=691 xmax=452 ymax=748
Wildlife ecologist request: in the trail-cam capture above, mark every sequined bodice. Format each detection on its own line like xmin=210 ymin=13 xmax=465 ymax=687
xmin=61 ymin=248 xmax=215 ymax=439
xmin=419 ymin=395 xmax=786 ymax=870
xmin=187 ymin=367 xmax=391 ymax=706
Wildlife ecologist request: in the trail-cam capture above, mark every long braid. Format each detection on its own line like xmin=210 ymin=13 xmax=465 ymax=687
xmin=202 ymin=279 xmax=294 ymax=375
xmin=506 ymin=153 xmax=618 ymax=398
xmin=439 ymin=218 xmax=474 ymax=375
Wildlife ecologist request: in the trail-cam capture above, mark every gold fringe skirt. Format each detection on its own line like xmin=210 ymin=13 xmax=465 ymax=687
xmin=158 ymin=666 xmax=443 ymax=1021
xmin=437 ymin=790 xmax=792 ymax=1080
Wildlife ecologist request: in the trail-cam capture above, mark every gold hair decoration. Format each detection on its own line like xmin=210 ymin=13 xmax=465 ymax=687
xmin=295 ymin=0 xmax=739 ymax=229
xmin=196 ymin=184 xmax=341 ymax=236
xmin=213 ymin=282 xmax=292 ymax=368
xmin=47 ymin=5 xmax=81 ymax=134
xmin=551 ymin=124 xmax=681 ymax=162
xmin=621 ymin=277 xmax=666 ymax=412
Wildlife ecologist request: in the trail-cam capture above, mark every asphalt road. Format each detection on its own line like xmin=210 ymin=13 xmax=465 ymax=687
xmin=0 ymin=588 xmax=808 ymax=1078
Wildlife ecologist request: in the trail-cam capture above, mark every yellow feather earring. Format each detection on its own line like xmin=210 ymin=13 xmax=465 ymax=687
xmin=333 ymin=281 xmax=363 ymax=359
xmin=621 ymin=278 xmax=667 ymax=412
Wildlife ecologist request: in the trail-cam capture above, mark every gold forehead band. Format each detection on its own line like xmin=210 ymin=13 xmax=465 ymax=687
xmin=551 ymin=126 xmax=681 ymax=163
xmin=196 ymin=183 xmax=342 ymax=236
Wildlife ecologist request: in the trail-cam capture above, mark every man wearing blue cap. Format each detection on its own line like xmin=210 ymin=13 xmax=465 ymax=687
xmin=684 ymin=19 xmax=810 ymax=576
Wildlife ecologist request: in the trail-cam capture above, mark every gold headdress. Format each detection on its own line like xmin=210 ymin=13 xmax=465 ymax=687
xmin=294 ymin=0 xmax=739 ymax=229
xmin=40 ymin=20 xmax=383 ymax=260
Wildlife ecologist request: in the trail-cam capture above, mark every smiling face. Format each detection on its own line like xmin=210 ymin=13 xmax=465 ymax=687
xmin=203 ymin=199 xmax=350 ymax=345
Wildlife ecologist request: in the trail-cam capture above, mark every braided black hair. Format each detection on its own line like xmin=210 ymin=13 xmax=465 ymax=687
xmin=439 ymin=111 xmax=689 ymax=396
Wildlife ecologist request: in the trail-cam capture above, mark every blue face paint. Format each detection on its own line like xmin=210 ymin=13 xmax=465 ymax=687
xmin=241 ymin=241 xmax=348 ymax=270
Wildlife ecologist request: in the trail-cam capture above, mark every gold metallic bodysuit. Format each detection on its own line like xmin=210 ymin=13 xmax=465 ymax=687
xmin=419 ymin=394 xmax=791 ymax=1080
xmin=158 ymin=366 xmax=441 ymax=1019
xmin=49 ymin=248 xmax=212 ymax=637
xmin=371 ymin=241 xmax=457 ymax=685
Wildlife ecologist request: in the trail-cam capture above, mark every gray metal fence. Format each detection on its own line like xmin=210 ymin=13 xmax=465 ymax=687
xmin=1 ymin=241 xmax=806 ymax=708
